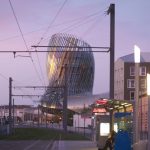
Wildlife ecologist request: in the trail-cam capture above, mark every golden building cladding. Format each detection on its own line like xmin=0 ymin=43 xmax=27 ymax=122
xmin=42 ymin=33 xmax=95 ymax=108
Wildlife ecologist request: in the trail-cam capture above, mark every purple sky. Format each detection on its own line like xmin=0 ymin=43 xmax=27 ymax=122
xmin=0 ymin=0 xmax=150 ymax=105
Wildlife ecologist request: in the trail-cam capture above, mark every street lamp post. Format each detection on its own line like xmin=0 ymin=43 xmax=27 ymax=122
xmin=133 ymin=45 xmax=140 ymax=146
xmin=147 ymin=73 xmax=150 ymax=149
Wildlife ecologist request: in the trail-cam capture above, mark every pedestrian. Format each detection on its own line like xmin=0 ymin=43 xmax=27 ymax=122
xmin=103 ymin=130 xmax=116 ymax=150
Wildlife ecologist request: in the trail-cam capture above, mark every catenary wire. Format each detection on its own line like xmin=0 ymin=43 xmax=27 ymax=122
xmin=34 ymin=0 xmax=68 ymax=88
xmin=8 ymin=0 xmax=46 ymax=86
xmin=0 ymin=9 xmax=102 ymax=42
xmin=81 ymin=13 xmax=106 ymax=38
xmin=8 ymin=0 xmax=30 ymax=53
xmin=13 ymin=80 xmax=43 ymax=103
xmin=35 ymin=48 xmax=47 ymax=87
xmin=64 ymin=16 xmax=99 ymax=33
xmin=61 ymin=13 xmax=105 ymax=33
xmin=0 ymin=73 xmax=9 ymax=81
xmin=42 ymin=13 xmax=103 ymax=44
xmin=37 ymin=0 xmax=68 ymax=46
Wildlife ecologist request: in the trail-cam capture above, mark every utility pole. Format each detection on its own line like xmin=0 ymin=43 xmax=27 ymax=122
xmin=83 ymin=103 xmax=85 ymax=136
xmin=9 ymin=77 xmax=12 ymax=135
xmin=107 ymin=3 xmax=115 ymax=99
xmin=63 ymin=64 xmax=68 ymax=132
xmin=46 ymin=108 xmax=47 ymax=128
xmin=107 ymin=3 xmax=115 ymax=132
xmin=13 ymin=98 xmax=15 ymax=134
xmin=38 ymin=105 xmax=40 ymax=128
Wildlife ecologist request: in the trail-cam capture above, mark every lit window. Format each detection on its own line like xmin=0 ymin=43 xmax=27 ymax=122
xmin=130 ymin=91 xmax=134 ymax=100
xmin=130 ymin=66 xmax=135 ymax=76
xmin=140 ymin=66 xmax=146 ymax=76
xmin=127 ymin=79 xmax=135 ymax=88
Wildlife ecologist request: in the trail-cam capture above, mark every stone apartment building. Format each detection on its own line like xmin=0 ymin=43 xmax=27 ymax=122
xmin=114 ymin=52 xmax=150 ymax=101
xmin=114 ymin=52 xmax=150 ymax=138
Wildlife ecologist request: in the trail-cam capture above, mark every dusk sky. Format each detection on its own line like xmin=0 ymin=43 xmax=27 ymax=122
xmin=0 ymin=0 xmax=150 ymax=105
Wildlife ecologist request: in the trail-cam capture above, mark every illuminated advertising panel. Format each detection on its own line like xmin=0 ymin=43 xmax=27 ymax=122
xmin=92 ymin=108 xmax=106 ymax=113
xmin=100 ymin=123 xmax=118 ymax=136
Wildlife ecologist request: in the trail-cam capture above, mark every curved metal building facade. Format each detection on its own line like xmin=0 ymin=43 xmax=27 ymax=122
xmin=42 ymin=33 xmax=94 ymax=108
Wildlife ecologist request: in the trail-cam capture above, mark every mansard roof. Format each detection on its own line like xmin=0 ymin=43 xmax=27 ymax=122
xmin=119 ymin=52 xmax=150 ymax=63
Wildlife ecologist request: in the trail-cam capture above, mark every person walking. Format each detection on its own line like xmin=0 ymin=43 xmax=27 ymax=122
xmin=103 ymin=130 xmax=116 ymax=150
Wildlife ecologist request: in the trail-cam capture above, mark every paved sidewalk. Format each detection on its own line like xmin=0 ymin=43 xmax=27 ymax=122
xmin=57 ymin=141 xmax=98 ymax=150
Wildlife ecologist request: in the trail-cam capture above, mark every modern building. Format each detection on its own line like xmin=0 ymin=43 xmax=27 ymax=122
xmin=0 ymin=105 xmax=39 ymax=124
xmin=114 ymin=52 xmax=150 ymax=101
xmin=42 ymin=33 xmax=95 ymax=108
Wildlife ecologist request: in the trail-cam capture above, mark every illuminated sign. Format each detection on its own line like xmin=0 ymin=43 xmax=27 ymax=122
xmin=93 ymin=108 xmax=106 ymax=113
xmin=96 ymin=99 xmax=108 ymax=105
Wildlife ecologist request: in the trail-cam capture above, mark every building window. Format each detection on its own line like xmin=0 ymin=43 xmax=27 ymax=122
xmin=130 ymin=66 xmax=135 ymax=76
xmin=130 ymin=91 xmax=135 ymax=100
xmin=140 ymin=66 xmax=146 ymax=76
xmin=127 ymin=79 xmax=135 ymax=88
xmin=140 ymin=79 xmax=146 ymax=88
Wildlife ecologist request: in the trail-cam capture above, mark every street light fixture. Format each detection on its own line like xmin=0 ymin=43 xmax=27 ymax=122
xmin=133 ymin=45 xmax=140 ymax=146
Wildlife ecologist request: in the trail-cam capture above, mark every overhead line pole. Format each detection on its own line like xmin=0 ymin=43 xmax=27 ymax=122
xmin=107 ymin=3 xmax=115 ymax=133
xmin=107 ymin=3 xmax=115 ymax=99
xmin=9 ymin=77 xmax=12 ymax=135
xmin=12 ymin=98 xmax=15 ymax=134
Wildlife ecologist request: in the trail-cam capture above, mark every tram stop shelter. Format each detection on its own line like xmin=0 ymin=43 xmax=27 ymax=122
xmin=92 ymin=98 xmax=133 ymax=149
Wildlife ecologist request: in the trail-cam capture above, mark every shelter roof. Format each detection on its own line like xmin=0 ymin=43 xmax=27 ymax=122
xmin=92 ymin=98 xmax=133 ymax=113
